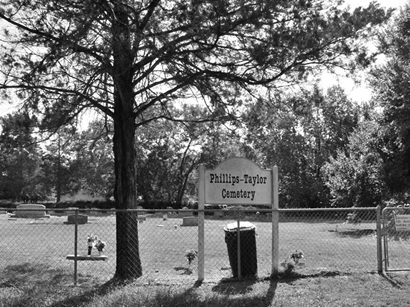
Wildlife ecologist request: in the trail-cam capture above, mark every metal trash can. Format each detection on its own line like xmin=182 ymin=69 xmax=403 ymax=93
xmin=224 ymin=221 xmax=257 ymax=278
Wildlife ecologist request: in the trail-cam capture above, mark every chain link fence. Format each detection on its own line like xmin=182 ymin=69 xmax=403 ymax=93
xmin=0 ymin=206 xmax=386 ymax=285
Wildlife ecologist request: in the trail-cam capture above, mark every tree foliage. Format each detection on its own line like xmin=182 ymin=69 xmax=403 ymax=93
xmin=135 ymin=118 xmax=202 ymax=203
xmin=370 ymin=4 xmax=410 ymax=194
xmin=0 ymin=112 xmax=46 ymax=201
xmin=41 ymin=123 xmax=114 ymax=201
xmin=0 ymin=0 xmax=390 ymax=127
xmin=135 ymin=107 xmax=243 ymax=204
xmin=323 ymin=120 xmax=386 ymax=207
xmin=243 ymin=85 xmax=360 ymax=207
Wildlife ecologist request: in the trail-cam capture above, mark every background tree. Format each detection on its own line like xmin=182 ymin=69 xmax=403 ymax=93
xmin=70 ymin=122 xmax=115 ymax=200
xmin=323 ymin=120 xmax=386 ymax=207
xmin=243 ymin=85 xmax=360 ymax=207
xmin=370 ymin=4 xmax=410 ymax=195
xmin=0 ymin=0 xmax=390 ymax=280
xmin=41 ymin=126 xmax=79 ymax=202
xmin=0 ymin=112 xmax=45 ymax=201
xmin=136 ymin=107 xmax=242 ymax=205
xmin=41 ymin=121 xmax=114 ymax=201
xmin=135 ymin=117 xmax=202 ymax=204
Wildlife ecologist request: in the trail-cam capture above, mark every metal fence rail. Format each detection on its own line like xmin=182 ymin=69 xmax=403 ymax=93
xmin=0 ymin=206 xmax=384 ymax=285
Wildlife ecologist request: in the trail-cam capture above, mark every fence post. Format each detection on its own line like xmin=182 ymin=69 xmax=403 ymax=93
xmin=382 ymin=208 xmax=389 ymax=271
xmin=376 ymin=205 xmax=383 ymax=274
xmin=74 ymin=208 xmax=78 ymax=286
xmin=271 ymin=166 xmax=279 ymax=277
xmin=198 ymin=165 xmax=205 ymax=281
xmin=236 ymin=207 xmax=242 ymax=280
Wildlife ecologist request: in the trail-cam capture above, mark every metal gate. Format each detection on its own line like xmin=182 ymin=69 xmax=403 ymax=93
xmin=382 ymin=206 xmax=410 ymax=272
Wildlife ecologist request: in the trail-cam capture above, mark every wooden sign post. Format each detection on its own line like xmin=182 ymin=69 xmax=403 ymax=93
xmin=197 ymin=157 xmax=279 ymax=281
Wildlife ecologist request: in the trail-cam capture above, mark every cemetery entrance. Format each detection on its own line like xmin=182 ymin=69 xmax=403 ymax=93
xmin=382 ymin=206 xmax=410 ymax=272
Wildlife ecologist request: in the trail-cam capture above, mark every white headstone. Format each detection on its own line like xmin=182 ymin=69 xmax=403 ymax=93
xmin=15 ymin=204 xmax=48 ymax=218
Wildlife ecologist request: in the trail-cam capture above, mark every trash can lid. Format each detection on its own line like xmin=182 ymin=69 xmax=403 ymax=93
xmin=224 ymin=221 xmax=256 ymax=232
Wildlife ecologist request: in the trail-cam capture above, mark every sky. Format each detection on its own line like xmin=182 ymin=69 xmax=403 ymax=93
xmin=344 ymin=0 xmax=408 ymax=9
xmin=0 ymin=0 xmax=408 ymax=118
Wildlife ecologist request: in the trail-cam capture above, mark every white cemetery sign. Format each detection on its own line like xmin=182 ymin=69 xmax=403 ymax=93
xmin=204 ymin=157 xmax=272 ymax=205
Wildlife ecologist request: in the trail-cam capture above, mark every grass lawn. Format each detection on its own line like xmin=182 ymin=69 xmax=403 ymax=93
xmin=1 ymin=212 xmax=410 ymax=306
xmin=1 ymin=263 xmax=410 ymax=306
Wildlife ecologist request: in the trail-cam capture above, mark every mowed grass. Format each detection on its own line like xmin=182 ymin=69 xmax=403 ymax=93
xmin=1 ymin=212 xmax=410 ymax=306
xmin=1 ymin=262 xmax=410 ymax=307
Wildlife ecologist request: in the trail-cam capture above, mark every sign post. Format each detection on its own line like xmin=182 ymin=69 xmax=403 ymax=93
xmin=198 ymin=157 xmax=279 ymax=280
xmin=198 ymin=165 xmax=205 ymax=281
xmin=272 ymin=166 xmax=279 ymax=276
xmin=236 ymin=208 xmax=241 ymax=279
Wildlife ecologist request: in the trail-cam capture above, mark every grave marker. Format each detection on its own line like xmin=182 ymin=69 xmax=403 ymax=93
xmin=65 ymin=214 xmax=88 ymax=224
xmin=13 ymin=204 xmax=49 ymax=218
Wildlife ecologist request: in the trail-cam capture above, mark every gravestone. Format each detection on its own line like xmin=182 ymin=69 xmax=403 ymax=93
xmin=65 ymin=207 xmax=77 ymax=215
xmin=137 ymin=205 xmax=146 ymax=215
xmin=215 ymin=210 xmax=225 ymax=218
xmin=182 ymin=216 xmax=198 ymax=226
xmin=14 ymin=204 xmax=49 ymax=218
xmin=65 ymin=214 xmax=88 ymax=224
xmin=137 ymin=216 xmax=146 ymax=223
xmin=178 ymin=207 xmax=193 ymax=217
xmin=66 ymin=255 xmax=107 ymax=261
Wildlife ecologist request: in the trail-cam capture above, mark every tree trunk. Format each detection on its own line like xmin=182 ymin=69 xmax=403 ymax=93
xmin=112 ymin=3 xmax=142 ymax=280
xmin=56 ymin=135 xmax=61 ymax=203
xmin=113 ymin=105 xmax=142 ymax=280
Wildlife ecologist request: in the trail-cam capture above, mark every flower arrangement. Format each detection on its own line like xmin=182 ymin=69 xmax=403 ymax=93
xmin=95 ymin=239 xmax=106 ymax=255
xmin=87 ymin=234 xmax=106 ymax=256
xmin=87 ymin=234 xmax=96 ymax=255
xmin=185 ymin=249 xmax=198 ymax=266
xmin=290 ymin=250 xmax=304 ymax=264
xmin=280 ymin=250 xmax=304 ymax=274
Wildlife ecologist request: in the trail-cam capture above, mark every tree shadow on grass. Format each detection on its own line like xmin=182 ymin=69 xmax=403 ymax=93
xmin=0 ymin=263 xmax=74 ymax=289
xmin=1 ymin=263 xmax=278 ymax=307
xmin=174 ymin=266 xmax=193 ymax=275
xmin=0 ymin=263 xmax=356 ymax=307
xmin=212 ymin=276 xmax=261 ymax=294
xmin=46 ymin=276 xmax=146 ymax=307
xmin=51 ymin=271 xmax=356 ymax=307
xmin=51 ymin=277 xmax=278 ymax=307
xmin=208 ymin=276 xmax=277 ymax=306
xmin=0 ymin=263 xmax=121 ymax=307
xmin=333 ymin=228 xmax=376 ymax=238
xmin=381 ymin=272 xmax=410 ymax=288
xmin=269 ymin=270 xmax=351 ymax=283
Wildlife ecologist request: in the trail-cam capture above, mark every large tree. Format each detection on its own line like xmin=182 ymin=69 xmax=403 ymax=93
xmin=370 ymin=4 xmax=410 ymax=194
xmin=41 ymin=126 xmax=80 ymax=202
xmin=323 ymin=120 xmax=386 ymax=207
xmin=41 ymin=123 xmax=114 ymax=201
xmin=0 ymin=0 xmax=390 ymax=280
xmin=242 ymin=85 xmax=360 ymax=208
xmin=0 ymin=112 xmax=46 ymax=201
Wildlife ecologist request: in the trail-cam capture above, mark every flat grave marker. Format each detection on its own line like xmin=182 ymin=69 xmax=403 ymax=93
xmin=12 ymin=204 xmax=50 ymax=218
